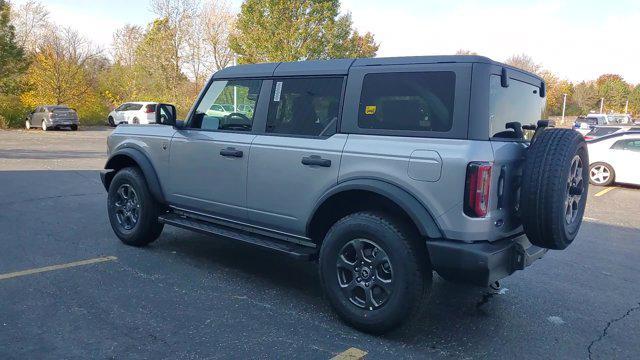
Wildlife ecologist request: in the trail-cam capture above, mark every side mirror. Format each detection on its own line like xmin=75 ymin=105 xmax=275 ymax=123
xmin=156 ymin=103 xmax=177 ymax=126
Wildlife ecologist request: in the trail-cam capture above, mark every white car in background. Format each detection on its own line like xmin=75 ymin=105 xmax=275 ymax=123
xmin=108 ymin=102 xmax=158 ymax=127
xmin=587 ymin=132 xmax=640 ymax=186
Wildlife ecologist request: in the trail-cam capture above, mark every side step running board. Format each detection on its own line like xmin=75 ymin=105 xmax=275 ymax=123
xmin=158 ymin=213 xmax=317 ymax=260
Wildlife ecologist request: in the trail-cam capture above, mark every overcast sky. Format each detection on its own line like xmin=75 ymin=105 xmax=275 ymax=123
xmin=11 ymin=0 xmax=640 ymax=83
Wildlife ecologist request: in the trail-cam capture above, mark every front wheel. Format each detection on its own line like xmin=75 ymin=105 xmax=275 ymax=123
xmin=25 ymin=120 xmax=31 ymax=130
xmin=107 ymin=167 xmax=164 ymax=246
xmin=108 ymin=116 xmax=115 ymax=127
xmin=319 ymin=212 xmax=431 ymax=334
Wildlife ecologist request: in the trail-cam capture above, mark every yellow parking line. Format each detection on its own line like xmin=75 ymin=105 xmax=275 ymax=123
xmin=594 ymin=187 xmax=616 ymax=197
xmin=0 ymin=256 xmax=117 ymax=281
xmin=331 ymin=347 xmax=367 ymax=360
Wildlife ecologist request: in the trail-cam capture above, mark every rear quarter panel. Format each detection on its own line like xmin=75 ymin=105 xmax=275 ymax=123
xmin=340 ymin=135 xmax=505 ymax=241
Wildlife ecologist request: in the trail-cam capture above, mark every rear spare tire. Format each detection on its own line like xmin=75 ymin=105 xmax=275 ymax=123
xmin=520 ymin=128 xmax=588 ymax=250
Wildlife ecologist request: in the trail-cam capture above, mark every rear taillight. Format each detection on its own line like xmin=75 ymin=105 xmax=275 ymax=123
xmin=584 ymin=136 xmax=593 ymax=140
xmin=464 ymin=162 xmax=492 ymax=218
xmin=144 ymin=104 xmax=155 ymax=113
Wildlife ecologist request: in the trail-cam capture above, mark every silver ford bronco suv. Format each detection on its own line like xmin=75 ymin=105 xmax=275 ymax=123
xmin=101 ymin=56 xmax=588 ymax=333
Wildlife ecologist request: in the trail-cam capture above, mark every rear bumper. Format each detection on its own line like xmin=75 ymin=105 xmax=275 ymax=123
xmin=49 ymin=118 xmax=79 ymax=125
xmin=426 ymin=234 xmax=547 ymax=286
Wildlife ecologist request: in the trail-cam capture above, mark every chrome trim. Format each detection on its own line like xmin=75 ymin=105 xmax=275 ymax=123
xmin=169 ymin=206 xmax=316 ymax=248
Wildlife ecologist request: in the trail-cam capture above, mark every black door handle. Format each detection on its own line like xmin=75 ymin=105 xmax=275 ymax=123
xmin=302 ymin=155 xmax=331 ymax=167
xmin=220 ymin=147 xmax=243 ymax=158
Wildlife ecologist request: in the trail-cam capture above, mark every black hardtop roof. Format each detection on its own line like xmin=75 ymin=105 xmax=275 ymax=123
xmin=212 ymin=55 xmax=543 ymax=81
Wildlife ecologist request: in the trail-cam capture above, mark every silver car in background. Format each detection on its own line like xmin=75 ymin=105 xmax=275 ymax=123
xmin=25 ymin=105 xmax=79 ymax=131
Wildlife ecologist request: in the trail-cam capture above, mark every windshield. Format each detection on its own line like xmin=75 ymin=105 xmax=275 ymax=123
xmin=607 ymin=115 xmax=631 ymax=124
xmin=586 ymin=127 xmax=620 ymax=136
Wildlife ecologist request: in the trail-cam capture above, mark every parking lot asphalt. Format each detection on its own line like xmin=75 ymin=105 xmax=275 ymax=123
xmin=0 ymin=128 xmax=639 ymax=359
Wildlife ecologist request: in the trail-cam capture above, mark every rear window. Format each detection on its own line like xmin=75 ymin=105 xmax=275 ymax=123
xmin=358 ymin=72 xmax=455 ymax=132
xmin=46 ymin=106 xmax=70 ymax=112
xmin=489 ymin=75 xmax=545 ymax=138
xmin=586 ymin=127 xmax=620 ymax=136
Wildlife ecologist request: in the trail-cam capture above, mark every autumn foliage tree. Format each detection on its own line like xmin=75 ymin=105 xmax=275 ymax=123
xmin=20 ymin=27 xmax=107 ymax=120
xmin=0 ymin=0 xmax=28 ymax=127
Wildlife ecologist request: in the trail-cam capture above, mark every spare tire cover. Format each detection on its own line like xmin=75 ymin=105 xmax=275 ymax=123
xmin=520 ymin=128 xmax=589 ymax=250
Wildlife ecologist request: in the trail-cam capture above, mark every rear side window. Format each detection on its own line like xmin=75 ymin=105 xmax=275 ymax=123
xmin=358 ymin=72 xmax=455 ymax=132
xmin=266 ymin=77 xmax=343 ymax=137
xmin=490 ymin=75 xmax=545 ymax=138
xmin=128 ymin=104 xmax=143 ymax=111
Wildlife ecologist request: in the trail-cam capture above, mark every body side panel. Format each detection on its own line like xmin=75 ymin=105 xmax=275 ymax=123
xmin=339 ymin=135 xmax=496 ymax=241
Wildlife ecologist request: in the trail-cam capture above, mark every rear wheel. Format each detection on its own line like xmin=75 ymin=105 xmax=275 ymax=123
xmin=319 ymin=212 xmax=431 ymax=334
xmin=70 ymin=124 xmax=78 ymax=131
xmin=107 ymin=167 xmax=164 ymax=246
xmin=25 ymin=120 xmax=31 ymax=130
xmin=589 ymin=162 xmax=614 ymax=186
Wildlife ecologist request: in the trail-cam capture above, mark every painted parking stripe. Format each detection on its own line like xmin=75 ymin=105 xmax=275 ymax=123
xmin=0 ymin=256 xmax=117 ymax=281
xmin=594 ymin=187 xmax=616 ymax=197
xmin=331 ymin=347 xmax=367 ymax=360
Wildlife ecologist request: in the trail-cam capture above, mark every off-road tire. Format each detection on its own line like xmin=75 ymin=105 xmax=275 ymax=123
xmin=520 ymin=128 xmax=589 ymax=250
xmin=588 ymin=162 xmax=615 ymax=186
xmin=319 ymin=212 xmax=432 ymax=334
xmin=107 ymin=167 xmax=164 ymax=247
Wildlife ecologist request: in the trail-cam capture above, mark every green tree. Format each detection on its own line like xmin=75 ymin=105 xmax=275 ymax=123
xmin=134 ymin=19 xmax=194 ymax=115
xmin=505 ymin=53 xmax=541 ymax=75
xmin=455 ymin=49 xmax=477 ymax=55
xmin=0 ymin=0 xmax=28 ymax=95
xmin=596 ymin=74 xmax=630 ymax=113
xmin=573 ymin=81 xmax=599 ymax=114
xmin=628 ymin=85 xmax=640 ymax=116
xmin=230 ymin=0 xmax=378 ymax=63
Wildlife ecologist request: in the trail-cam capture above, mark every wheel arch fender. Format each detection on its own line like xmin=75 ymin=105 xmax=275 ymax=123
xmin=103 ymin=147 xmax=166 ymax=203
xmin=306 ymin=178 xmax=443 ymax=240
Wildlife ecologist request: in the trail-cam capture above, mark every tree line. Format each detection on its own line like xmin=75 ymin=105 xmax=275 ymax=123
xmin=0 ymin=0 xmax=377 ymax=128
xmin=1 ymin=0 xmax=638 ymax=128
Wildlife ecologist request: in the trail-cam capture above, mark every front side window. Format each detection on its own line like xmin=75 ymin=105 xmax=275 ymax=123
xmin=190 ymin=79 xmax=262 ymax=131
xmin=490 ymin=75 xmax=545 ymax=138
xmin=266 ymin=77 xmax=343 ymax=137
xmin=358 ymin=72 xmax=455 ymax=132
xmin=612 ymin=139 xmax=640 ymax=152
